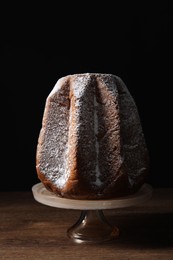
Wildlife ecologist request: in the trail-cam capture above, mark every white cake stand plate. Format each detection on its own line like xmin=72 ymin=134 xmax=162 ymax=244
xmin=32 ymin=183 xmax=153 ymax=244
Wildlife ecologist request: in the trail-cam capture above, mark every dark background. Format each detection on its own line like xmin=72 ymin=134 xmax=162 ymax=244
xmin=2 ymin=2 xmax=173 ymax=191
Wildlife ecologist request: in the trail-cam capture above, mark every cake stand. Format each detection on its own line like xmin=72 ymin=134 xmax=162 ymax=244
xmin=32 ymin=183 xmax=153 ymax=244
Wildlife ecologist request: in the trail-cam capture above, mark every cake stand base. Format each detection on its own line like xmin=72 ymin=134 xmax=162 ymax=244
xmin=67 ymin=210 xmax=119 ymax=243
xmin=32 ymin=183 xmax=152 ymax=244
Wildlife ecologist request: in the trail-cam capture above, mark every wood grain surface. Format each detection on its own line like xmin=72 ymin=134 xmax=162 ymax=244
xmin=0 ymin=188 xmax=173 ymax=259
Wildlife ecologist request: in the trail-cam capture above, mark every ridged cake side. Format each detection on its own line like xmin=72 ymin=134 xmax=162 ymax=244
xmin=36 ymin=73 xmax=149 ymax=199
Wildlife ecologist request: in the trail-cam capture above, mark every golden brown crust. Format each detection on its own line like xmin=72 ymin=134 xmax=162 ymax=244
xmin=36 ymin=73 xmax=149 ymax=200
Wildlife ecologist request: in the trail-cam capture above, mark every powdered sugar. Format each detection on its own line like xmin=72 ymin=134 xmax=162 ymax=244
xmin=37 ymin=73 xmax=149 ymax=198
xmin=72 ymin=74 xmax=91 ymax=99
xmin=93 ymin=93 xmax=103 ymax=187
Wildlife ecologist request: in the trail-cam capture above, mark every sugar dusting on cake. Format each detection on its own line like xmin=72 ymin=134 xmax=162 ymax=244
xmin=36 ymin=73 xmax=149 ymax=198
xmin=38 ymin=77 xmax=70 ymax=189
xmin=72 ymin=74 xmax=105 ymax=188
xmin=93 ymin=92 xmax=103 ymax=187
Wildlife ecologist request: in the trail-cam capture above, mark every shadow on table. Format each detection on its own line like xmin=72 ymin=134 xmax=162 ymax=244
xmin=106 ymin=212 xmax=173 ymax=249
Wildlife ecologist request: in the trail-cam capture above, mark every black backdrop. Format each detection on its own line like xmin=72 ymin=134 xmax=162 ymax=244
xmin=2 ymin=2 xmax=173 ymax=191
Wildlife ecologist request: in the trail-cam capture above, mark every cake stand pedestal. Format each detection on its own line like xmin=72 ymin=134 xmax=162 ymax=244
xmin=32 ymin=183 xmax=152 ymax=244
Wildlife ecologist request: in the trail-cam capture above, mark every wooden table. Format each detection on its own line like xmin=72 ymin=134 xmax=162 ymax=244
xmin=0 ymin=188 xmax=173 ymax=259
